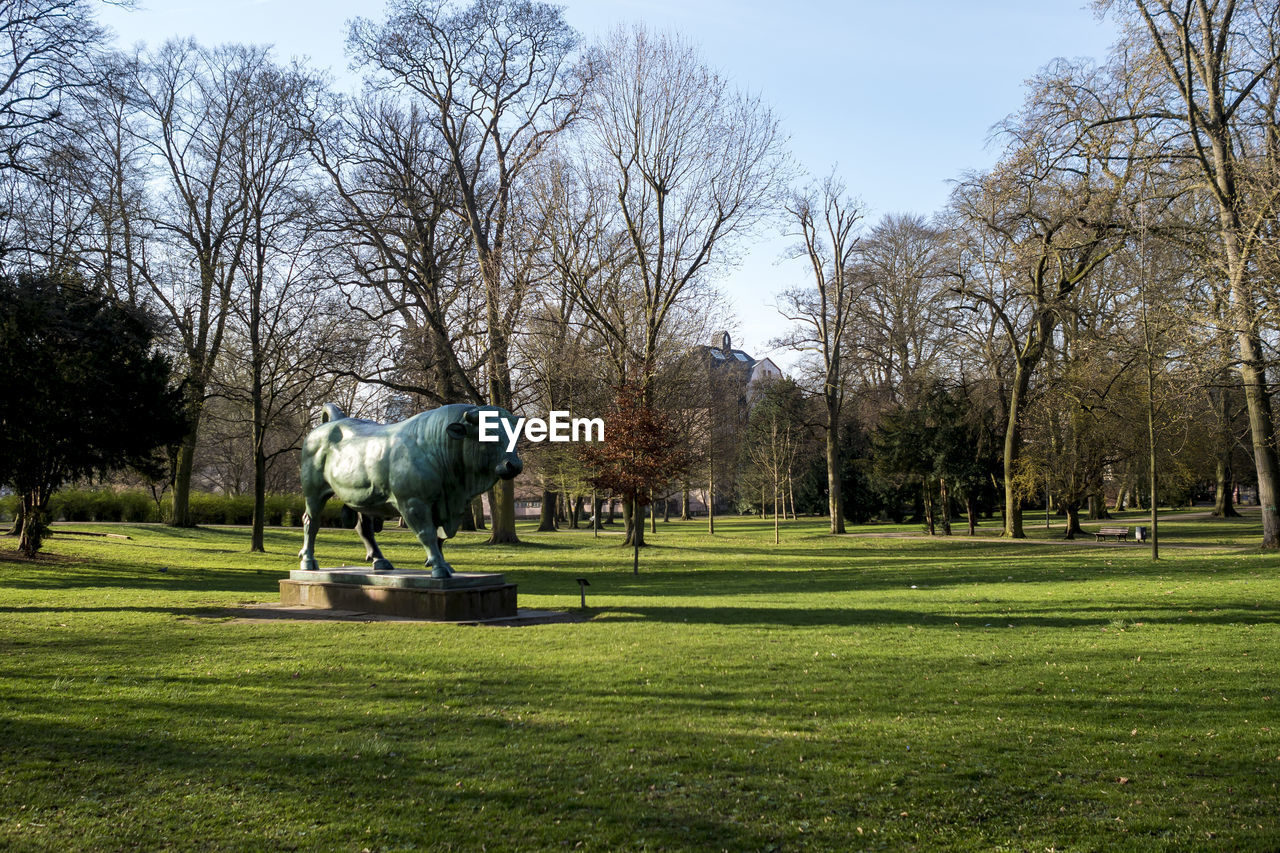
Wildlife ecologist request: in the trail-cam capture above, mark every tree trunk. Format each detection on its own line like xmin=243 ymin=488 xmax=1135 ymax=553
xmin=940 ymin=478 xmax=952 ymax=536
xmin=708 ymin=470 xmax=715 ymax=535
xmin=681 ymin=486 xmax=690 ymax=520
xmin=1113 ymin=480 xmax=1128 ymax=513
xmin=171 ymin=429 xmax=199 ymax=528
xmin=1002 ymin=361 xmax=1032 ymax=538
xmin=537 ymin=488 xmax=558 ymax=532
xmin=1235 ymin=329 xmax=1280 ymax=543
xmin=488 ymin=478 xmax=518 ymax=544
xmin=923 ymin=484 xmax=935 ymax=535
xmin=1062 ymin=502 xmax=1083 ymax=540
xmin=1208 ymin=119 xmax=1280 ymax=544
xmin=571 ymin=494 xmax=583 ymax=529
xmin=459 ymin=503 xmax=476 ymax=531
xmin=17 ymin=492 xmax=50 ymax=557
xmin=966 ymin=494 xmax=977 ymax=536
xmin=624 ymin=496 xmax=645 ymax=547
xmin=1213 ymin=454 xmax=1240 ymax=517
xmin=474 ymin=493 xmax=488 ymax=530
xmin=826 ymin=402 xmax=845 ymax=534
xmin=250 ymin=429 xmax=266 ymax=552
xmin=5 ymin=501 xmax=24 ymax=536
xmin=774 ymin=485 xmax=780 ymax=544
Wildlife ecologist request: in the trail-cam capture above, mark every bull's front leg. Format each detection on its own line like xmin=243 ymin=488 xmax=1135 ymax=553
xmin=401 ymin=497 xmax=453 ymax=578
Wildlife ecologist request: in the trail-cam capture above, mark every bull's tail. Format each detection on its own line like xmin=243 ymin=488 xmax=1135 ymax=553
xmin=321 ymin=402 xmax=346 ymax=423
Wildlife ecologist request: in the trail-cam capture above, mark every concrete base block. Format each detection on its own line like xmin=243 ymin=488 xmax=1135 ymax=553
xmin=280 ymin=569 xmax=516 ymax=621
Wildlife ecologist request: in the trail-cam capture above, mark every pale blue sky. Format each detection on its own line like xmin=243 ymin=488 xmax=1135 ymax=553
xmin=97 ymin=0 xmax=1118 ymax=364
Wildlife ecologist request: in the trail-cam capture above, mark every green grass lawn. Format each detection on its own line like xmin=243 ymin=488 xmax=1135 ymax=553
xmin=2 ymin=515 xmax=1277 ymax=850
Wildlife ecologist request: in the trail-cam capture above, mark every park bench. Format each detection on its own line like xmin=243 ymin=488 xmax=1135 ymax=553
xmin=1094 ymin=526 xmax=1130 ymax=542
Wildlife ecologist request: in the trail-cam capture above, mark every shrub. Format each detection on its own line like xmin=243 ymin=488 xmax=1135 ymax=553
xmin=264 ymin=494 xmax=287 ymax=526
xmin=0 ymin=493 xmax=17 ymax=522
xmin=90 ymin=490 xmax=123 ymax=522
xmin=51 ymin=489 xmax=94 ymax=521
xmin=40 ymin=489 xmax=350 ymax=528
xmin=225 ymin=494 xmax=254 ymax=525
xmin=119 ymin=491 xmax=158 ymax=523
xmin=185 ymin=492 xmax=221 ymax=525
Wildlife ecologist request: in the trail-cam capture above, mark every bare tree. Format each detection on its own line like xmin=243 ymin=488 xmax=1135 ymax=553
xmin=851 ymin=213 xmax=955 ymax=403
xmin=1101 ymin=0 xmax=1280 ymax=546
xmin=948 ymin=59 xmax=1138 ymax=538
xmin=743 ymin=376 xmax=805 ymax=544
xmin=0 ymin=0 xmax=106 ymax=183
xmin=349 ymin=0 xmax=590 ymax=545
xmin=125 ymin=40 xmax=269 ymax=526
xmin=775 ymin=175 xmax=864 ymax=534
xmin=225 ymin=62 xmax=344 ymax=552
xmin=576 ymin=25 xmax=789 ymax=544
xmin=71 ymin=53 xmax=152 ymax=303
xmin=304 ymin=92 xmax=482 ymax=408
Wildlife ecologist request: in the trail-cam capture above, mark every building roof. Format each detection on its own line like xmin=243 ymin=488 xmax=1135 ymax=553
xmin=708 ymin=346 xmax=757 ymax=365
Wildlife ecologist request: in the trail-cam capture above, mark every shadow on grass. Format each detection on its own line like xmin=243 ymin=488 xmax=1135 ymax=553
xmin=593 ymin=600 xmax=1280 ymax=629
xmin=0 ymin=555 xmax=285 ymax=593
xmin=1 ymin=519 xmax=1267 ymax=603
xmin=0 ymin=605 xmax=237 ymax=616
xmin=0 ymin=700 xmax=776 ymax=850
xmin=0 ymin=553 xmax=1246 ymax=601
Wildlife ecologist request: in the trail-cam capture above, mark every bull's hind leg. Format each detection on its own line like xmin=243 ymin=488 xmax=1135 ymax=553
xmin=298 ymin=492 xmax=327 ymax=572
xmin=401 ymin=497 xmax=452 ymax=578
xmin=356 ymin=513 xmax=393 ymax=572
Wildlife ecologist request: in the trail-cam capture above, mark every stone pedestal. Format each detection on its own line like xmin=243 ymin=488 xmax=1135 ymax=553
xmin=280 ymin=568 xmax=516 ymax=621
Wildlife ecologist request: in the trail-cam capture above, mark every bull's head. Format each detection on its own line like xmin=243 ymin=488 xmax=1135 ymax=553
xmin=447 ymin=406 xmax=524 ymax=481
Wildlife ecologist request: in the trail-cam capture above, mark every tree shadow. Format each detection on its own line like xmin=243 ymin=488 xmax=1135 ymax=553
xmin=0 ymin=604 xmax=239 ymax=617
xmin=591 ymin=600 xmax=1280 ymax=629
xmin=1 ymin=690 xmax=777 ymax=850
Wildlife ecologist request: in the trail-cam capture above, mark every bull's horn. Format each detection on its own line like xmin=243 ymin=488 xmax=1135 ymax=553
xmin=321 ymin=403 xmax=346 ymax=423
xmin=463 ymin=407 xmax=482 ymax=425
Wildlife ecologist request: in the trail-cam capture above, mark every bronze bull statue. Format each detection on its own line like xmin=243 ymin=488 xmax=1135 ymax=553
xmin=298 ymin=403 xmax=523 ymax=578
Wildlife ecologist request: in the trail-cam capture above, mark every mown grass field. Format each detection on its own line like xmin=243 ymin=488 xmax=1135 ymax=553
xmin=1 ymin=513 xmax=1277 ymax=850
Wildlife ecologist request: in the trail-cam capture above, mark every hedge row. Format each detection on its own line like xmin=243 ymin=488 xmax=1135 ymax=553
xmin=0 ymin=490 xmax=350 ymax=527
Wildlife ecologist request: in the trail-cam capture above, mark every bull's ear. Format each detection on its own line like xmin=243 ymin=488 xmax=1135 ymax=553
xmin=463 ymin=407 xmax=481 ymax=426
xmin=447 ymin=422 xmax=468 ymax=440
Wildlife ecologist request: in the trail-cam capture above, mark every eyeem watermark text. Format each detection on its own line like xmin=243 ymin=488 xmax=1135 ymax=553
xmin=478 ymin=410 xmax=604 ymax=452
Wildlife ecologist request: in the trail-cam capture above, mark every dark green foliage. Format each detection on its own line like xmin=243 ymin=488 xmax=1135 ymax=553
xmin=167 ymin=492 xmax=335 ymax=527
xmin=871 ymin=383 xmax=1001 ymax=532
xmin=786 ymin=416 xmax=875 ymax=521
xmin=837 ymin=420 xmax=877 ymax=523
xmin=0 ymin=274 xmax=185 ymax=554
xmin=33 ymin=489 xmax=341 ymax=528
xmin=44 ymin=489 xmax=158 ymax=523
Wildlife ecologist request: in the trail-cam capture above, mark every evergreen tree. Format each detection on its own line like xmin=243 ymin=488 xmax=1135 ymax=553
xmin=0 ymin=274 xmax=184 ymax=555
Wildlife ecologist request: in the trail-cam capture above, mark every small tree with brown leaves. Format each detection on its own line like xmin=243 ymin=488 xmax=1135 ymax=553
xmin=579 ymin=385 xmax=687 ymax=574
